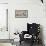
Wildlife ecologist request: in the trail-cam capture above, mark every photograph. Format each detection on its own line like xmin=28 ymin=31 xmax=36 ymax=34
xmin=15 ymin=10 xmax=28 ymax=18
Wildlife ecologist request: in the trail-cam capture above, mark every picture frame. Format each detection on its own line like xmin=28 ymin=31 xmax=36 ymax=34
xmin=15 ymin=10 xmax=28 ymax=18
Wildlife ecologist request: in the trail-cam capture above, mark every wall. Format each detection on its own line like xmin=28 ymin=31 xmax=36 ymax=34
xmin=0 ymin=0 xmax=8 ymax=3
xmin=43 ymin=1 xmax=46 ymax=45
xmin=8 ymin=0 xmax=46 ymax=46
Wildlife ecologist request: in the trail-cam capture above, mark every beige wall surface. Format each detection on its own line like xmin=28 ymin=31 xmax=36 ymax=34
xmin=0 ymin=43 xmax=13 ymax=46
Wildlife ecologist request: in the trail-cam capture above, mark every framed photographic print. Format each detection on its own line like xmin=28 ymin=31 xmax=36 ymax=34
xmin=15 ymin=10 xmax=28 ymax=18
